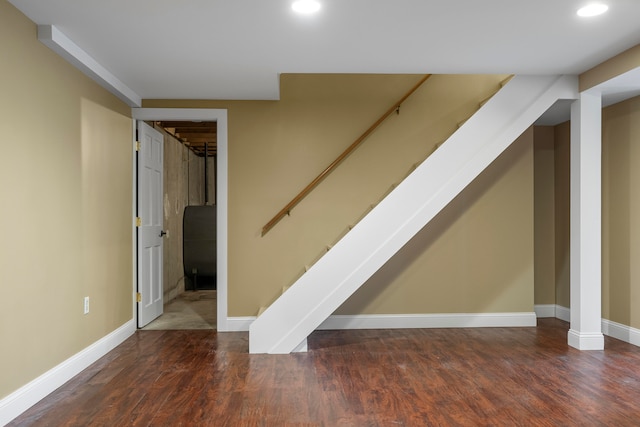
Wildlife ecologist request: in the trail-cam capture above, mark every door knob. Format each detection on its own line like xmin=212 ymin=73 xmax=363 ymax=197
xmin=160 ymin=230 xmax=167 ymax=237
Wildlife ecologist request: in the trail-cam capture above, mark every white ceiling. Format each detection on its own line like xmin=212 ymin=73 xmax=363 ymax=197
xmin=9 ymin=0 xmax=640 ymax=101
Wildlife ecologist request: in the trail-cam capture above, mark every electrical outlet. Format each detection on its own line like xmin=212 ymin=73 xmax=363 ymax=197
xmin=84 ymin=297 xmax=90 ymax=314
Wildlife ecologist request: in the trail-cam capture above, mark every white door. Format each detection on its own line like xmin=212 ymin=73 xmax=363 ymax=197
xmin=137 ymin=121 xmax=164 ymax=327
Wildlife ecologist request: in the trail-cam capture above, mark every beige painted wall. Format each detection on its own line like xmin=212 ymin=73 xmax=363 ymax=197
xmin=533 ymin=126 xmax=556 ymax=305
xmin=580 ymin=43 xmax=640 ymax=91
xmin=602 ymin=96 xmax=640 ymax=329
xmin=553 ymin=121 xmax=571 ymax=309
xmin=144 ymin=72 xmax=538 ymax=316
xmin=156 ymin=125 xmax=207 ymax=302
xmin=338 ymin=128 xmax=534 ymax=314
xmin=0 ymin=1 xmax=132 ymax=399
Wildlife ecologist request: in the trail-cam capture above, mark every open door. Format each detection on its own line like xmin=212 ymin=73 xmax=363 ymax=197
xmin=137 ymin=121 xmax=165 ymax=327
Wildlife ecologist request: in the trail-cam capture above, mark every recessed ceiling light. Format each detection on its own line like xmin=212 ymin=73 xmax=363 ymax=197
xmin=292 ymin=0 xmax=321 ymax=14
xmin=577 ymin=3 xmax=609 ymax=17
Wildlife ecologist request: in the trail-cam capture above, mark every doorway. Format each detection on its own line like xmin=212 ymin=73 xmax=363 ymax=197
xmin=132 ymin=108 xmax=229 ymax=331
xmin=142 ymin=289 xmax=216 ymax=330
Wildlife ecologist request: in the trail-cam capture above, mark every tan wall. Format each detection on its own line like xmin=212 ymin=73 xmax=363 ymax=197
xmin=338 ymin=128 xmax=534 ymax=314
xmin=156 ymin=125 xmax=207 ymax=302
xmin=580 ymin=43 xmax=640 ymax=91
xmin=144 ymin=72 xmax=537 ymax=316
xmin=533 ymin=126 xmax=556 ymax=305
xmin=553 ymin=121 xmax=571 ymax=308
xmin=0 ymin=1 xmax=132 ymax=399
xmin=602 ymin=96 xmax=640 ymax=329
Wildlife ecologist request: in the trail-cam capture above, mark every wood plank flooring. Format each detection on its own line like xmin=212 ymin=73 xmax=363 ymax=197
xmin=9 ymin=319 xmax=640 ymax=426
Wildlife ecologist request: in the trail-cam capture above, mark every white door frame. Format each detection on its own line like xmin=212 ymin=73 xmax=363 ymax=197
xmin=131 ymin=108 xmax=229 ymax=331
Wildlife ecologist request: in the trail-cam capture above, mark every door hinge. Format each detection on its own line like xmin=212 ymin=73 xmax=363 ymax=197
xmin=136 ymin=217 xmax=142 ymax=227
xmin=136 ymin=292 xmax=142 ymax=302
xmin=135 ymin=141 xmax=141 ymax=151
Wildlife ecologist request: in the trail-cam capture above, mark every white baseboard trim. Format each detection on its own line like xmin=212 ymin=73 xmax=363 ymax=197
xmin=534 ymin=304 xmax=556 ymax=318
xmin=0 ymin=319 xmax=135 ymax=427
xmin=293 ymin=338 xmax=308 ymax=353
xmin=318 ymin=312 xmax=537 ymax=330
xmin=225 ymin=316 xmax=255 ymax=331
xmin=601 ymin=319 xmax=640 ymax=347
xmin=232 ymin=310 xmax=640 ymax=350
xmin=535 ymin=304 xmax=570 ymax=321
xmin=568 ymin=328 xmax=605 ymax=350
xmin=555 ymin=305 xmax=570 ymax=322
xmin=230 ymin=312 xmax=538 ymax=332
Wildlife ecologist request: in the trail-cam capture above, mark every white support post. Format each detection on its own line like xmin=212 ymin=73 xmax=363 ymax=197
xmin=568 ymin=91 xmax=605 ymax=350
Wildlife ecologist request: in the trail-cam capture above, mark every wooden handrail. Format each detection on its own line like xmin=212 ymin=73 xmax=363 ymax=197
xmin=261 ymin=74 xmax=432 ymax=236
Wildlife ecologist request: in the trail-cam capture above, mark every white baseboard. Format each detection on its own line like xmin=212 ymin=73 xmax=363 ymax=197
xmin=555 ymin=305 xmax=570 ymax=322
xmin=0 ymin=319 xmax=135 ymax=427
xmin=602 ymin=319 xmax=640 ymax=347
xmin=318 ymin=312 xmax=537 ymax=330
xmin=534 ymin=304 xmax=556 ymax=318
xmin=225 ymin=316 xmax=255 ymax=331
xmin=533 ymin=304 xmax=570 ymax=321
xmin=230 ymin=312 xmax=538 ymax=332
xmin=230 ymin=310 xmax=640 ymax=351
xmin=293 ymin=338 xmax=308 ymax=353
xmin=568 ymin=328 xmax=605 ymax=350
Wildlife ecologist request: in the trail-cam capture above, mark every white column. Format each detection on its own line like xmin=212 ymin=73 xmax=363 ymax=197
xmin=568 ymin=91 xmax=604 ymax=350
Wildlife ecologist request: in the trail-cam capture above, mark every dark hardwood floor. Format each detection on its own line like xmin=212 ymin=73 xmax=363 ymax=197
xmin=9 ymin=319 xmax=640 ymax=426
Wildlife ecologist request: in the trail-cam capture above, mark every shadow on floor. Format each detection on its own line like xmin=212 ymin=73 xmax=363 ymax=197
xmin=143 ymin=290 xmax=216 ymax=330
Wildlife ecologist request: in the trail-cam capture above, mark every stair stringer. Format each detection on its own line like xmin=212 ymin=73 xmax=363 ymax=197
xmin=249 ymin=74 xmax=578 ymax=354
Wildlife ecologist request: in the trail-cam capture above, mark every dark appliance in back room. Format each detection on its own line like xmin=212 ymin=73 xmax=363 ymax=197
xmin=183 ymin=204 xmax=216 ymax=290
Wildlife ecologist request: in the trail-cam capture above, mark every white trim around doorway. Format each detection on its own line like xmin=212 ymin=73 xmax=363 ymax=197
xmin=131 ymin=108 xmax=229 ymax=331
